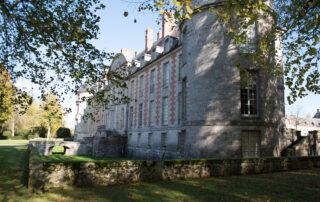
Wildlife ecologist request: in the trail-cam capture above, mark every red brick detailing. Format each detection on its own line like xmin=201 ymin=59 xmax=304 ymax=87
xmin=144 ymin=71 xmax=149 ymax=127
xmin=155 ymin=63 xmax=161 ymax=126
xmin=170 ymin=54 xmax=177 ymax=125
xmin=134 ymin=76 xmax=139 ymax=128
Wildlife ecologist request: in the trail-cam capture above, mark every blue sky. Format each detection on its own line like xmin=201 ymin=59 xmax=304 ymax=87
xmin=16 ymin=1 xmax=320 ymax=128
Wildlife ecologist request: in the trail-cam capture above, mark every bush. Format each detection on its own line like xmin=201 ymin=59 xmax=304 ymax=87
xmin=16 ymin=130 xmax=29 ymax=139
xmin=3 ymin=131 xmax=11 ymax=137
xmin=56 ymin=127 xmax=71 ymax=138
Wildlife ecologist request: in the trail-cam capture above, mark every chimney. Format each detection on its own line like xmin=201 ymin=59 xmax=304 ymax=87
xmin=121 ymin=48 xmax=132 ymax=61
xmin=145 ymin=28 xmax=153 ymax=52
xmin=135 ymin=51 xmax=140 ymax=57
xmin=157 ymin=31 xmax=162 ymax=40
xmin=162 ymin=12 xmax=175 ymax=38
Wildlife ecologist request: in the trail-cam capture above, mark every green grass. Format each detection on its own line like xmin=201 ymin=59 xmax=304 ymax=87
xmin=51 ymin=146 xmax=65 ymax=154
xmin=41 ymin=154 xmax=127 ymax=162
xmin=0 ymin=140 xmax=29 ymax=145
xmin=1 ymin=145 xmax=320 ymax=201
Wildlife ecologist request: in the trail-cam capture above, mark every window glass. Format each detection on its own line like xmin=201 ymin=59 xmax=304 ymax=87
xmin=241 ymin=70 xmax=258 ymax=116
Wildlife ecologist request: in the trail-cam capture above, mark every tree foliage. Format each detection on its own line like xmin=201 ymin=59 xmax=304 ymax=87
xmin=40 ymin=93 xmax=64 ymax=136
xmin=0 ymin=0 xmax=111 ymax=100
xmin=136 ymin=0 xmax=320 ymax=104
xmin=0 ymin=64 xmax=13 ymax=133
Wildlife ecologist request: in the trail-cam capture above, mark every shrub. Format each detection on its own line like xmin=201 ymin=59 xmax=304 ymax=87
xmin=3 ymin=131 xmax=11 ymax=137
xmin=16 ymin=130 xmax=30 ymax=139
xmin=56 ymin=127 xmax=71 ymax=138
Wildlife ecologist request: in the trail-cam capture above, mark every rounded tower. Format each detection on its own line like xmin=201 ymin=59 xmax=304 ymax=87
xmin=179 ymin=0 xmax=285 ymax=158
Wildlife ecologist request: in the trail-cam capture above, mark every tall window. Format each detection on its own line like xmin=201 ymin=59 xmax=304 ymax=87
xmin=149 ymin=100 xmax=155 ymax=126
xmin=161 ymin=133 xmax=167 ymax=150
xmin=182 ymin=78 xmax=187 ymax=120
xmin=138 ymin=104 xmax=143 ymax=127
xmin=130 ymin=80 xmax=135 ymax=99
xmin=139 ymin=75 xmax=144 ymax=97
xmin=137 ymin=133 xmax=141 ymax=147
xmin=120 ymin=108 xmax=124 ymax=129
xmin=163 ymin=62 xmax=170 ymax=88
xmin=129 ymin=106 xmax=133 ymax=128
xmin=240 ymin=70 xmax=258 ymax=116
xmin=150 ymin=69 xmax=156 ymax=94
xmin=162 ymin=97 xmax=168 ymax=125
xmin=148 ymin=133 xmax=153 ymax=149
xmin=178 ymin=54 xmax=182 ymax=80
xmin=239 ymin=19 xmax=256 ymax=53
xmin=177 ymin=131 xmax=185 ymax=154
xmin=242 ymin=131 xmax=260 ymax=158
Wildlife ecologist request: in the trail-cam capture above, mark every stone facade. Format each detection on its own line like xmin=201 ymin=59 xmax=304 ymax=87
xmin=75 ymin=0 xmax=285 ymax=159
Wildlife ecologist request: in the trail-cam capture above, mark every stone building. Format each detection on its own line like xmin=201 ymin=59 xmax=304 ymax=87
xmin=75 ymin=0 xmax=285 ymax=159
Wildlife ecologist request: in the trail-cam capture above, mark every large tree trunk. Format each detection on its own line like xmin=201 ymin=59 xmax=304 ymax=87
xmin=47 ymin=120 xmax=51 ymax=140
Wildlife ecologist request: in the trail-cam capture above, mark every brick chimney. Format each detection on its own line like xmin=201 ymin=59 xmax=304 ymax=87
xmin=162 ymin=12 xmax=175 ymax=38
xmin=121 ymin=48 xmax=132 ymax=61
xmin=157 ymin=31 xmax=162 ymax=40
xmin=145 ymin=28 xmax=153 ymax=52
xmin=135 ymin=51 xmax=140 ymax=57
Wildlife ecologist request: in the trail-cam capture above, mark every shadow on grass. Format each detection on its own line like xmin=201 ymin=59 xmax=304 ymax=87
xmin=24 ymin=169 xmax=320 ymax=201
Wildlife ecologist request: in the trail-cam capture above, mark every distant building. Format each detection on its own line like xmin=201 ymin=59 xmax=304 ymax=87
xmin=75 ymin=0 xmax=285 ymax=159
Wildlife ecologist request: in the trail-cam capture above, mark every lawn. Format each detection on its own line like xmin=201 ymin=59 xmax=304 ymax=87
xmin=1 ymin=146 xmax=320 ymax=201
xmin=0 ymin=140 xmax=29 ymax=145
xmin=41 ymin=153 xmax=127 ymax=162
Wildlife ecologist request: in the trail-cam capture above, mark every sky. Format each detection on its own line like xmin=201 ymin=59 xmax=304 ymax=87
xmin=16 ymin=1 xmax=320 ymax=129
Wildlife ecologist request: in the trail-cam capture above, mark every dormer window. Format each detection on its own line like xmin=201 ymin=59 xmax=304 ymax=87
xmin=164 ymin=38 xmax=170 ymax=52
xmin=152 ymin=48 xmax=157 ymax=60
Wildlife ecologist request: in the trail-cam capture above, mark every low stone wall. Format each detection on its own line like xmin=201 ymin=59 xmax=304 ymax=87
xmin=29 ymin=140 xmax=92 ymax=156
xmin=28 ymin=149 xmax=320 ymax=192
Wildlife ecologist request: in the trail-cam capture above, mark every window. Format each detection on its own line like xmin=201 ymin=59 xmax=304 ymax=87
xmin=129 ymin=106 xmax=134 ymax=128
xmin=139 ymin=75 xmax=144 ymax=97
xmin=164 ymin=39 xmax=170 ymax=52
xmin=182 ymin=78 xmax=187 ymax=120
xmin=178 ymin=54 xmax=182 ymax=80
xmin=242 ymin=131 xmax=260 ymax=158
xmin=240 ymin=70 xmax=258 ymax=116
xmin=178 ymin=93 xmax=182 ymax=124
xmin=177 ymin=131 xmax=185 ymax=154
xmin=150 ymin=69 xmax=156 ymax=94
xmin=148 ymin=133 xmax=153 ymax=149
xmin=138 ymin=104 xmax=143 ymax=127
xmin=163 ymin=62 xmax=170 ymax=88
xmin=162 ymin=97 xmax=169 ymax=125
xmin=137 ymin=133 xmax=141 ymax=147
xmin=161 ymin=133 xmax=167 ymax=150
xmin=120 ymin=108 xmax=124 ymax=129
xmin=149 ymin=100 xmax=155 ymax=126
xmin=128 ymin=133 xmax=132 ymax=145
xmin=130 ymin=80 xmax=135 ymax=99
xmin=239 ymin=18 xmax=256 ymax=53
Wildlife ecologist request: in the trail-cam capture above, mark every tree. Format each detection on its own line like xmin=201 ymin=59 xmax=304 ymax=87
xmin=40 ymin=93 xmax=64 ymax=139
xmin=1 ymin=0 xmax=319 ymax=109
xmin=0 ymin=64 xmax=13 ymax=135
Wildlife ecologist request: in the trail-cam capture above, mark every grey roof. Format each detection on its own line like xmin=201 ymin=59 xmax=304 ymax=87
xmin=313 ymin=109 xmax=320 ymax=118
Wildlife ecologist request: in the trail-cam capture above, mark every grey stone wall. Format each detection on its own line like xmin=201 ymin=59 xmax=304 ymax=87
xmin=28 ymin=153 xmax=320 ymax=192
